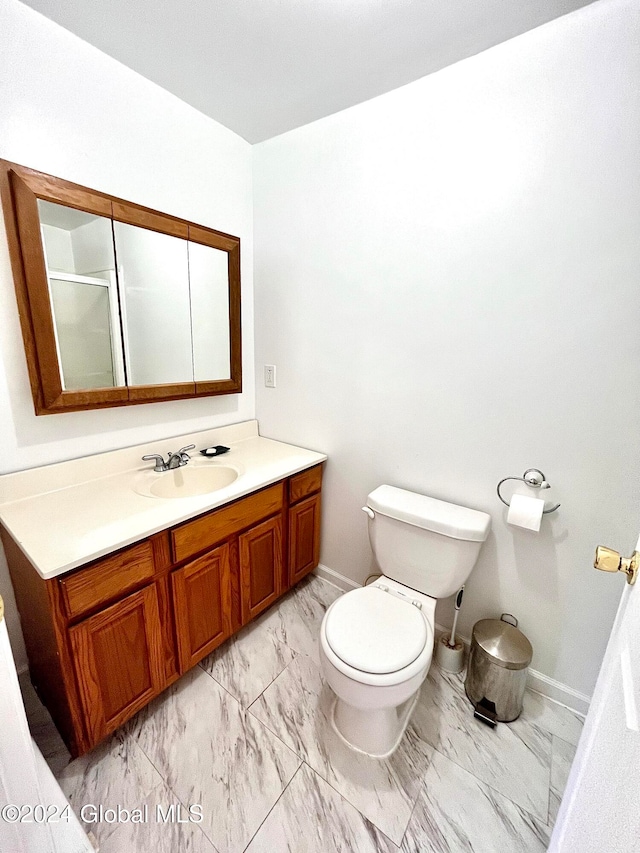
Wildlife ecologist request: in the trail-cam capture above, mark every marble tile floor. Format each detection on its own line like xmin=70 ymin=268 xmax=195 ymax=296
xmin=21 ymin=574 xmax=584 ymax=853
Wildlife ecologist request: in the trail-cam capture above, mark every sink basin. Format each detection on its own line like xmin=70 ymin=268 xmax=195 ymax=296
xmin=136 ymin=464 xmax=239 ymax=499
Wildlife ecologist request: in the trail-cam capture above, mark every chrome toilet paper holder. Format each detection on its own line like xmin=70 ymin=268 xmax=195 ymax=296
xmin=496 ymin=468 xmax=561 ymax=514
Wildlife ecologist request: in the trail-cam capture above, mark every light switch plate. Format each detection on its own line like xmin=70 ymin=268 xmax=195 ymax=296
xmin=264 ymin=364 xmax=276 ymax=388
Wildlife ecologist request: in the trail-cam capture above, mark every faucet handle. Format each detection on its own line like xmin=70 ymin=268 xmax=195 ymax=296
xmin=142 ymin=454 xmax=167 ymax=473
xmin=177 ymin=444 xmax=196 ymax=462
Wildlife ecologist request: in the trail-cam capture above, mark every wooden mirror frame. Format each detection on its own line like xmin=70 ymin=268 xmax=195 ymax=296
xmin=0 ymin=161 xmax=242 ymax=414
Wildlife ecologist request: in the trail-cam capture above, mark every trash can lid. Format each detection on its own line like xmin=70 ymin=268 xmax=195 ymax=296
xmin=472 ymin=619 xmax=533 ymax=670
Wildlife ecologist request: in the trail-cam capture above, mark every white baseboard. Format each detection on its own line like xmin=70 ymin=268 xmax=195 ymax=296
xmin=314 ymin=567 xmax=590 ymax=717
xmin=313 ymin=563 xmax=361 ymax=592
xmin=526 ymin=670 xmax=589 ymax=717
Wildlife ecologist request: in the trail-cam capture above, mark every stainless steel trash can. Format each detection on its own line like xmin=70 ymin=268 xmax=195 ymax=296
xmin=465 ymin=615 xmax=533 ymax=723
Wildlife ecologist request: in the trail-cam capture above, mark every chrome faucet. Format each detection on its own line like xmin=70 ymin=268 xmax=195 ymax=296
xmin=142 ymin=444 xmax=196 ymax=473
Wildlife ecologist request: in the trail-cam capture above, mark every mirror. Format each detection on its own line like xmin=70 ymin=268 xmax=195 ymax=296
xmin=0 ymin=161 xmax=241 ymax=414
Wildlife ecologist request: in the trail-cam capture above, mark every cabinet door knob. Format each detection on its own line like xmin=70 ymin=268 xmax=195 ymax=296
xmin=594 ymin=546 xmax=638 ymax=585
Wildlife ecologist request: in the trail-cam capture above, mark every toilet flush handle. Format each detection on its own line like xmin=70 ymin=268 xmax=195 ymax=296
xmin=362 ymin=506 xmax=375 ymax=519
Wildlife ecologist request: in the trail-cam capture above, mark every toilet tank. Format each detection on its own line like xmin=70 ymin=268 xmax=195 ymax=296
xmin=366 ymin=485 xmax=491 ymax=599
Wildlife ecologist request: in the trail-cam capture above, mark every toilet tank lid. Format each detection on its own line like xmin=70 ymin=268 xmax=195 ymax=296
xmin=367 ymin=485 xmax=491 ymax=542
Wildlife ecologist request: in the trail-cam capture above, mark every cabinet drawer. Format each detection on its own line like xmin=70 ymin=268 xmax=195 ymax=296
xmin=171 ymin=482 xmax=285 ymax=563
xmin=59 ymin=541 xmax=155 ymax=620
xmin=289 ymin=465 xmax=323 ymax=504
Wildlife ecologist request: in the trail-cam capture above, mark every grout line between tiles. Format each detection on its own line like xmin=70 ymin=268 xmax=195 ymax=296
xmin=395 ymin=738 xmax=436 ymax=849
xmin=197 ymin=660 xmax=251 ymax=707
xmin=428 ymin=740 xmax=550 ymax=828
xmin=239 ymin=761 xmax=305 ymax=853
xmin=244 ymin=652 xmax=300 ymax=714
xmin=550 ymin=730 xmax=580 ymax=751
xmin=245 ymin=703 xmax=296 ymax=756
xmin=546 ymin=782 xmax=554 ymax=829
xmin=128 ymin=735 xmax=222 ymax=852
xmin=305 ymin=762 xmax=402 ymax=851
xmin=200 ymin=647 xmax=303 ymax=716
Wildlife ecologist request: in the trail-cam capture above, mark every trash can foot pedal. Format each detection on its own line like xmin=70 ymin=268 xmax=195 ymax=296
xmin=473 ymin=698 xmax=498 ymax=728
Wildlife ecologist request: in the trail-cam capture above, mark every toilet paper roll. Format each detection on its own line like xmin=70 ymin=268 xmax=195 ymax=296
xmin=507 ymin=493 xmax=545 ymax=532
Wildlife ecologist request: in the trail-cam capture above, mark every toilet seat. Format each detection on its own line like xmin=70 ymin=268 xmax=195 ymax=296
xmin=324 ymin=586 xmax=428 ymax=674
xmin=320 ymin=584 xmax=436 ymax=688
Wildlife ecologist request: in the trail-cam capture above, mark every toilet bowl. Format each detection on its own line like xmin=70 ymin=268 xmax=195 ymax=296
xmin=320 ymin=578 xmax=436 ymax=757
xmin=319 ymin=485 xmax=491 ymax=758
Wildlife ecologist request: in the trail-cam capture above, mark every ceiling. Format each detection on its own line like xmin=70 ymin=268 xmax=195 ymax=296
xmin=20 ymin=0 xmax=597 ymax=143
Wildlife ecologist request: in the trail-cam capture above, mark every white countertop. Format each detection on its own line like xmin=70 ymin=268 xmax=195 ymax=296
xmin=0 ymin=421 xmax=326 ymax=580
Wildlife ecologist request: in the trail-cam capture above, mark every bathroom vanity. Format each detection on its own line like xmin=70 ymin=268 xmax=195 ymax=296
xmin=0 ymin=422 xmax=325 ymax=756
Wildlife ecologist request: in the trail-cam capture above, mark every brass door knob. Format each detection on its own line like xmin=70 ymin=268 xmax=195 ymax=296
xmin=594 ymin=546 xmax=638 ymax=585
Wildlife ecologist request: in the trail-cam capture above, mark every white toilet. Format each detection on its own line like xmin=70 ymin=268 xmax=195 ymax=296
xmin=319 ymin=484 xmax=491 ymax=758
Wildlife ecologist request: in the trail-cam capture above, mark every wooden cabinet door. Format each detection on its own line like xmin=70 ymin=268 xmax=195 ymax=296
xmin=289 ymin=493 xmax=321 ymax=586
xmin=239 ymin=514 xmax=283 ymax=624
xmin=171 ymin=542 xmax=232 ymax=672
xmin=69 ymin=585 xmax=164 ymax=747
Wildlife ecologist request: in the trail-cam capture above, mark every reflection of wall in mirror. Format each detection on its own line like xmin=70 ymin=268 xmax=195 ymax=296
xmin=113 ymin=222 xmax=193 ymax=386
xmin=38 ymin=202 xmax=114 ymax=274
xmin=189 ymin=241 xmax=231 ymax=381
xmin=71 ymin=218 xmax=115 ymax=273
xmin=40 ymin=223 xmax=73 ymax=271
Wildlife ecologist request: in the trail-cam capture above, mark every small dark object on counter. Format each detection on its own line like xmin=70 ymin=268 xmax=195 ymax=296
xmin=200 ymin=445 xmax=231 ymax=457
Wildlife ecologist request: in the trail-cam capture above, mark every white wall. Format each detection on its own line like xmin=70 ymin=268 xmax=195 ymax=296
xmin=70 ymin=217 xmax=115 ymax=274
xmin=254 ymin=0 xmax=640 ymax=698
xmin=40 ymin=224 xmax=74 ymax=271
xmin=0 ymin=0 xmax=254 ymax=666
